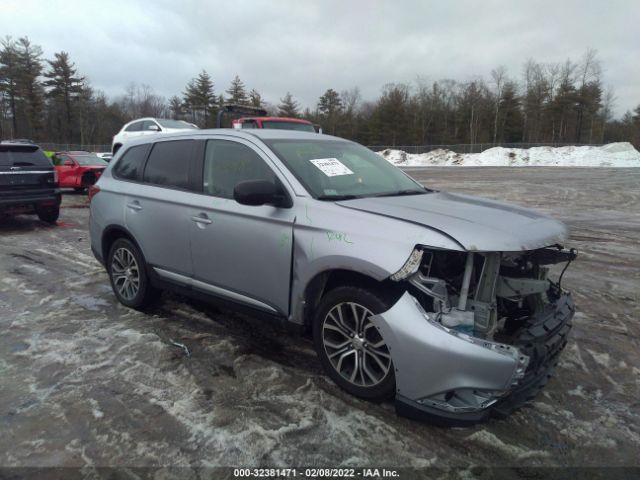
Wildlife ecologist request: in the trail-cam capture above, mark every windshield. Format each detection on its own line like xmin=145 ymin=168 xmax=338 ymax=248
xmin=264 ymin=139 xmax=426 ymax=199
xmin=261 ymin=121 xmax=316 ymax=133
xmin=74 ymin=155 xmax=108 ymax=166
xmin=156 ymin=119 xmax=198 ymax=129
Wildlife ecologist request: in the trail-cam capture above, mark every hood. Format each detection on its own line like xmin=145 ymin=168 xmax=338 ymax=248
xmin=336 ymin=191 xmax=568 ymax=252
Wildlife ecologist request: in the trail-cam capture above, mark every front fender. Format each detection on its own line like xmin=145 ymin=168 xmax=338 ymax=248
xmin=288 ymin=198 xmax=464 ymax=324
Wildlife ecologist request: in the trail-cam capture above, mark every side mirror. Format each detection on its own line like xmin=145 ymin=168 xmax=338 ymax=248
xmin=233 ymin=180 xmax=290 ymax=207
xmin=147 ymin=124 xmax=160 ymax=131
xmin=63 ymin=160 xmax=74 ymax=166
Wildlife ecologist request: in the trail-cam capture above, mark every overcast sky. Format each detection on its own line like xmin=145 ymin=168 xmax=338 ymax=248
xmin=1 ymin=0 xmax=638 ymax=117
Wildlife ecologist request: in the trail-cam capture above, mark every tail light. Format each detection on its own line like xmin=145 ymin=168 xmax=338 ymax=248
xmin=88 ymin=185 xmax=100 ymax=203
xmin=53 ymin=169 xmax=59 ymax=185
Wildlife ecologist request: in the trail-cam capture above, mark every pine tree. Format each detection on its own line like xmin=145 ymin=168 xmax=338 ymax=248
xmin=44 ymin=51 xmax=85 ymax=142
xmin=0 ymin=37 xmax=21 ymax=137
xmin=249 ymin=89 xmax=263 ymax=108
xmin=169 ymin=95 xmax=183 ymax=119
xmin=183 ymin=70 xmax=216 ymax=127
xmin=226 ymin=75 xmax=248 ymax=105
xmin=15 ymin=37 xmax=45 ymax=139
xmin=278 ymin=92 xmax=300 ymax=117
xmin=317 ymin=88 xmax=343 ymax=134
xmin=498 ymin=81 xmax=523 ymax=142
xmin=369 ymin=84 xmax=411 ymax=146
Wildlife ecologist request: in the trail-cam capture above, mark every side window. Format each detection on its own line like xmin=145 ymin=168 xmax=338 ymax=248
xmin=57 ymin=154 xmax=71 ymax=165
xmin=142 ymin=120 xmax=160 ymax=131
xmin=125 ymin=121 xmax=143 ymax=132
xmin=142 ymin=140 xmax=192 ymax=189
xmin=113 ymin=145 xmax=149 ymax=181
xmin=241 ymin=120 xmax=257 ymax=129
xmin=203 ymin=140 xmax=276 ymax=199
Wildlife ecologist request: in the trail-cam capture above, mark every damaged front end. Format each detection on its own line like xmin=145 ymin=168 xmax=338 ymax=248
xmin=371 ymin=246 xmax=576 ymax=425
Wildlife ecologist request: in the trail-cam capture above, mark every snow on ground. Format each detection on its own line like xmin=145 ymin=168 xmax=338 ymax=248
xmin=378 ymin=142 xmax=640 ymax=167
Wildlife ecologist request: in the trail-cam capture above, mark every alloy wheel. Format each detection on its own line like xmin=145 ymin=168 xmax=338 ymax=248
xmin=322 ymin=302 xmax=392 ymax=387
xmin=111 ymin=247 xmax=140 ymax=301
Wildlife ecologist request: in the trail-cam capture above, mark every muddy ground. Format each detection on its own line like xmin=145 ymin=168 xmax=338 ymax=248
xmin=0 ymin=168 xmax=638 ymax=472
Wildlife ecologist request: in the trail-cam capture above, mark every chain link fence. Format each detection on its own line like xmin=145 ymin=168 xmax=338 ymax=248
xmin=367 ymin=143 xmax=603 ymax=154
xmin=38 ymin=143 xmax=112 ymax=153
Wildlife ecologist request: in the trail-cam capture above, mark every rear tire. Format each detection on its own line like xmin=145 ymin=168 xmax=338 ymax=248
xmin=107 ymin=238 xmax=159 ymax=309
xmin=313 ymin=285 xmax=396 ymax=401
xmin=36 ymin=206 xmax=59 ymax=224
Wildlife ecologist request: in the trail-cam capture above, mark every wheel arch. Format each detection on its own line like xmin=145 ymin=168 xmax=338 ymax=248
xmin=101 ymin=224 xmax=144 ymax=267
xmin=301 ymin=268 xmax=404 ymax=328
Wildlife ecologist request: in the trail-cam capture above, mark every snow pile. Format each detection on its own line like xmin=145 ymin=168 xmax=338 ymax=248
xmin=378 ymin=142 xmax=640 ymax=167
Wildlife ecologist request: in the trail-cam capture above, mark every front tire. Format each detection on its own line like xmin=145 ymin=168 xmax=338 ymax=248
xmin=107 ymin=238 xmax=158 ymax=309
xmin=313 ymin=285 xmax=396 ymax=401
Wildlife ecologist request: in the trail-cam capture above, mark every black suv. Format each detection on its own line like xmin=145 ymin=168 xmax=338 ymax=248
xmin=0 ymin=142 xmax=61 ymax=223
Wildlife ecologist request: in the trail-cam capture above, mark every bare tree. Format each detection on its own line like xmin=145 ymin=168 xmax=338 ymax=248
xmin=599 ymin=87 xmax=616 ymax=143
xmin=490 ymin=66 xmax=507 ymax=143
xmin=575 ymin=48 xmax=601 ymax=142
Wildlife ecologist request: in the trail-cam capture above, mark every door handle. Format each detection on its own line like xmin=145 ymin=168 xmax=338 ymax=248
xmin=127 ymin=201 xmax=142 ymax=211
xmin=191 ymin=214 xmax=212 ymax=225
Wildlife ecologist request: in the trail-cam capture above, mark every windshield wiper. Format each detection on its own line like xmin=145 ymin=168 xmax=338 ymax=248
xmin=316 ymin=194 xmax=361 ymax=201
xmin=373 ymin=188 xmax=430 ymax=198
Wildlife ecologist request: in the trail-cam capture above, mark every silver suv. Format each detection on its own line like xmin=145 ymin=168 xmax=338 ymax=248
xmin=89 ymin=130 xmax=576 ymax=425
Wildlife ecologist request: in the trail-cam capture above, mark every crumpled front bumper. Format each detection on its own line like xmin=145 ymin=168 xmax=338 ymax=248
xmin=370 ymin=290 xmax=574 ymax=426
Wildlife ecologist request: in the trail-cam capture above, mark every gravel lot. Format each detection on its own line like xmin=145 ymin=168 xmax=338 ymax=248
xmin=1 ymin=168 xmax=639 ymax=472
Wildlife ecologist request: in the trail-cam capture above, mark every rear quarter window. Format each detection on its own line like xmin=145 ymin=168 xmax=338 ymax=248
xmin=0 ymin=146 xmax=52 ymax=167
xmin=112 ymin=145 xmax=150 ymax=181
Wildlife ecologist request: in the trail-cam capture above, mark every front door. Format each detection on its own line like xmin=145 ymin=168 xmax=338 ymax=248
xmin=188 ymin=138 xmax=295 ymax=316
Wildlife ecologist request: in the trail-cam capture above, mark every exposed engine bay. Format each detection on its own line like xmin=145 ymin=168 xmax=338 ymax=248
xmin=382 ymin=245 xmax=577 ymax=422
xmin=400 ymin=246 xmax=577 ymax=342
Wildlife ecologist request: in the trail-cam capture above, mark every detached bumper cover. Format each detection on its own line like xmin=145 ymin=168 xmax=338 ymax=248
xmin=370 ymin=291 xmax=574 ymax=426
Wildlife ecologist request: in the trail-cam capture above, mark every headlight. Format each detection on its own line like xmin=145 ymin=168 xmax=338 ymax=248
xmin=390 ymin=248 xmax=423 ymax=281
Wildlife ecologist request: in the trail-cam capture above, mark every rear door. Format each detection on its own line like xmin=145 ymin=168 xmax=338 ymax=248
xmin=121 ymin=139 xmax=197 ymax=277
xmin=187 ymin=138 xmax=295 ymax=316
xmin=0 ymin=145 xmax=57 ymax=202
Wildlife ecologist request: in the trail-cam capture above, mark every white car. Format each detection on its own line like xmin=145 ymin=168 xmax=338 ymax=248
xmin=111 ymin=118 xmax=198 ymax=154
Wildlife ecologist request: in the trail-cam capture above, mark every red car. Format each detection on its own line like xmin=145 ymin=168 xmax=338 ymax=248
xmin=232 ymin=116 xmax=318 ymax=132
xmin=53 ymin=151 xmax=108 ymax=192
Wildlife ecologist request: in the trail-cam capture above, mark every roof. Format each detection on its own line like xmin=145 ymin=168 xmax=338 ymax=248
xmin=0 ymin=139 xmax=35 ymax=144
xmin=0 ymin=142 xmax=40 ymax=150
xmin=115 ymin=128 xmax=346 ymax=150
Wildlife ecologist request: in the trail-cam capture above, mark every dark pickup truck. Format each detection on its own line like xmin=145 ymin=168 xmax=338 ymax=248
xmin=0 ymin=142 xmax=61 ymax=223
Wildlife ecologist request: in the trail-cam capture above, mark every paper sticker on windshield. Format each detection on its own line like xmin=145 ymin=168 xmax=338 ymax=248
xmin=309 ymin=158 xmax=354 ymax=177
